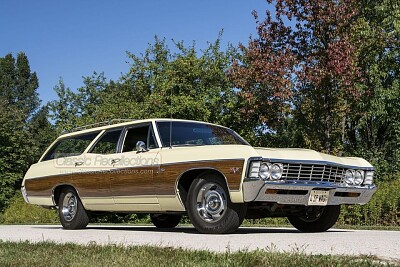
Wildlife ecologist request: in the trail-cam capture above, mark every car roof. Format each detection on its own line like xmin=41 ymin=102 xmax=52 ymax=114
xmin=58 ymin=118 xmax=225 ymax=139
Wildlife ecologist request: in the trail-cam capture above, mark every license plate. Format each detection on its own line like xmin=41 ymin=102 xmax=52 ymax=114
xmin=308 ymin=190 xmax=329 ymax=206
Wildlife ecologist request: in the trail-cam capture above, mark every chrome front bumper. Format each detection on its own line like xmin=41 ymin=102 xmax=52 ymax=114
xmin=243 ymin=179 xmax=377 ymax=205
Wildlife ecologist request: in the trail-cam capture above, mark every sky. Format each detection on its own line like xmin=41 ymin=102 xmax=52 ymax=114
xmin=0 ymin=1 xmax=269 ymax=104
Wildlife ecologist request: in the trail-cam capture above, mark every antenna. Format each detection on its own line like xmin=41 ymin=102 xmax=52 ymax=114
xmin=169 ymin=86 xmax=173 ymax=149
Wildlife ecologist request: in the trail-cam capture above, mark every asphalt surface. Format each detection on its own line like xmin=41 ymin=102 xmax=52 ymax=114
xmin=0 ymin=225 xmax=399 ymax=262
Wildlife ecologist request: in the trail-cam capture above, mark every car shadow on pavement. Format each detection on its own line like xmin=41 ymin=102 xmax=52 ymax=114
xmin=34 ymin=225 xmax=349 ymax=234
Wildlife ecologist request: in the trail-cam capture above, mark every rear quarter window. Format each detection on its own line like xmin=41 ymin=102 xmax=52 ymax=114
xmin=41 ymin=132 xmax=100 ymax=161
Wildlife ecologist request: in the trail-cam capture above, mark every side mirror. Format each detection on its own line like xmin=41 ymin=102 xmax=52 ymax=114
xmin=136 ymin=141 xmax=148 ymax=153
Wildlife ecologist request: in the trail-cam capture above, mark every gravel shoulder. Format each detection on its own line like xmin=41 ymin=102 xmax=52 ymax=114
xmin=0 ymin=225 xmax=399 ymax=262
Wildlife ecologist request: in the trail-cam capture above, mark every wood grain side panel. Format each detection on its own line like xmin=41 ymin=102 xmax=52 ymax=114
xmin=24 ymin=175 xmax=66 ymax=197
xmin=25 ymin=166 xmax=158 ymax=198
xmin=155 ymin=159 xmax=245 ymax=195
xmin=25 ymin=159 xmax=245 ymax=199
xmin=24 ymin=171 xmax=111 ymax=198
xmin=110 ymin=167 xmax=156 ymax=196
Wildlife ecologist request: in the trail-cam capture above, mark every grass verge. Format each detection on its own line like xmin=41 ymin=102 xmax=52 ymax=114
xmin=0 ymin=241 xmax=395 ymax=267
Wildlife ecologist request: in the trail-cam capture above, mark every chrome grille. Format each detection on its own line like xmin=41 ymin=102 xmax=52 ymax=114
xmin=280 ymin=163 xmax=345 ymax=184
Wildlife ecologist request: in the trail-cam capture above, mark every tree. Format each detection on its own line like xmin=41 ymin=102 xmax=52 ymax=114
xmin=0 ymin=100 xmax=28 ymax=211
xmin=346 ymin=0 xmax=400 ymax=176
xmin=0 ymin=53 xmax=51 ymax=211
xmin=29 ymin=106 xmax=57 ymax=156
xmin=228 ymin=6 xmax=297 ymax=146
xmin=229 ymin=0 xmax=364 ymax=154
xmin=48 ymin=79 xmax=80 ymax=132
xmin=0 ymin=53 xmax=40 ymax=118
xmin=49 ymin=35 xmax=242 ymax=136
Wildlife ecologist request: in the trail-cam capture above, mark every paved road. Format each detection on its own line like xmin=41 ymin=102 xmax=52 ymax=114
xmin=0 ymin=225 xmax=399 ymax=262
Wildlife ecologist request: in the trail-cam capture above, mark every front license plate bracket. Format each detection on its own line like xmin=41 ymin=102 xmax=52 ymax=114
xmin=308 ymin=190 xmax=329 ymax=206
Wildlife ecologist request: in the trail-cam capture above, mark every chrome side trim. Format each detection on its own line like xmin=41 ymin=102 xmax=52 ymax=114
xmin=163 ymin=158 xmax=246 ymax=166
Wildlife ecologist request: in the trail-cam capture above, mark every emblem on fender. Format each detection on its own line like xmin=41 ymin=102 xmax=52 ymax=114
xmin=230 ymin=167 xmax=241 ymax=174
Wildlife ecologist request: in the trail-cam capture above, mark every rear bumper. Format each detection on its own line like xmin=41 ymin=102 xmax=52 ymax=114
xmin=21 ymin=186 xmax=30 ymax=203
xmin=243 ymin=179 xmax=377 ymax=205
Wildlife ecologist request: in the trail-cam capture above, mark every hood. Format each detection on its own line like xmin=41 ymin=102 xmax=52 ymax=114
xmin=254 ymin=147 xmax=373 ymax=168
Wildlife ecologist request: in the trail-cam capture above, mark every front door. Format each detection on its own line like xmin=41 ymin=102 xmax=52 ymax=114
xmin=111 ymin=123 xmax=161 ymax=211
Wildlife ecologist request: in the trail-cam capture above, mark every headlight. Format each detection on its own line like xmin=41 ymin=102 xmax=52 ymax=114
xmin=364 ymin=171 xmax=374 ymax=185
xmin=270 ymin=163 xmax=283 ymax=180
xmin=259 ymin=163 xmax=270 ymax=180
xmin=247 ymin=161 xmax=283 ymax=181
xmin=345 ymin=170 xmax=355 ymax=185
xmin=354 ymin=170 xmax=364 ymax=185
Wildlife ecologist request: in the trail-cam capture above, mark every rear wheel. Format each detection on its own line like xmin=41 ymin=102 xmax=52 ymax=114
xmin=186 ymin=173 xmax=246 ymax=234
xmin=58 ymin=188 xmax=89 ymax=229
xmin=288 ymin=205 xmax=340 ymax=232
xmin=150 ymin=214 xmax=182 ymax=228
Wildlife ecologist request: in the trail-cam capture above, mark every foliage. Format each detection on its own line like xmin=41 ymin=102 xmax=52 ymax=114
xmin=48 ymin=79 xmax=81 ymax=133
xmin=229 ymin=0 xmax=364 ymax=153
xmin=0 ymin=53 xmax=54 ymax=212
xmin=48 ymin=35 xmax=242 ymax=136
xmin=345 ymin=0 xmax=400 ymax=177
xmin=0 ymin=101 xmax=27 ymax=211
xmin=0 ymin=53 xmax=40 ymax=118
xmin=338 ymin=177 xmax=400 ymax=226
xmin=91 ymin=213 xmax=152 ymax=224
xmin=0 ymin=192 xmax=58 ymax=224
xmin=0 ymin=241 xmax=392 ymax=267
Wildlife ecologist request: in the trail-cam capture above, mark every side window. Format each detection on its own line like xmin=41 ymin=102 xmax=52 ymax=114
xmin=89 ymin=129 xmax=122 ymax=154
xmin=122 ymin=125 xmax=157 ymax=152
xmin=156 ymin=121 xmax=246 ymax=147
xmin=42 ymin=132 xmax=99 ymax=161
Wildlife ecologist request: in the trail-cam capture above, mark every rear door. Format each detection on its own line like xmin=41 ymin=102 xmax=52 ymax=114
xmin=82 ymin=128 xmax=124 ymax=208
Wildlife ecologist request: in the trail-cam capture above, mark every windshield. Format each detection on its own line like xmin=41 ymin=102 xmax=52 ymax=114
xmin=156 ymin=121 xmax=249 ymax=147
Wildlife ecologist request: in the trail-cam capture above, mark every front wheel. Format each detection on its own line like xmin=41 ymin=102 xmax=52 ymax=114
xmin=58 ymin=188 xmax=89 ymax=229
xmin=150 ymin=214 xmax=182 ymax=228
xmin=288 ymin=205 xmax=341 ymax=232
xmin=186 ymin=174 xmax=246 ymax=234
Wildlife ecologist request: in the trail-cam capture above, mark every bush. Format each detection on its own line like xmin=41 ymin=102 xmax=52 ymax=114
xmin=0 ymin=192 xmax=58 ymax=224
xmin=92 ymin=213 xmax=152 ymax=224
xmin=338 ymin=177 xmax=400 ymax=226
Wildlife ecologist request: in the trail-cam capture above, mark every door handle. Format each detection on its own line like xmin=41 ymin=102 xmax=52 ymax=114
xmin=75 ymin=161 xmax=84 ymax=167
xmin=111 ymin=158 xmax=121 ymax=165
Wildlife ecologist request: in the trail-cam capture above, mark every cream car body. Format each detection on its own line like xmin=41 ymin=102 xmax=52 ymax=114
xmin=21 ymin=119 xmax=377 ymax=234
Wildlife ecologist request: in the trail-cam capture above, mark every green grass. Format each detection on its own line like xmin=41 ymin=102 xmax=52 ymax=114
xmin=0 ymin=241 xmax=395 ymax=267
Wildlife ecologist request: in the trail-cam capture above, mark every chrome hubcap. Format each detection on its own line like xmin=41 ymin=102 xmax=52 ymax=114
xmin=196 ymin=183 xmax=227 ymax=222
xmin=61 ymin=192 xmax=77 ymax=222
